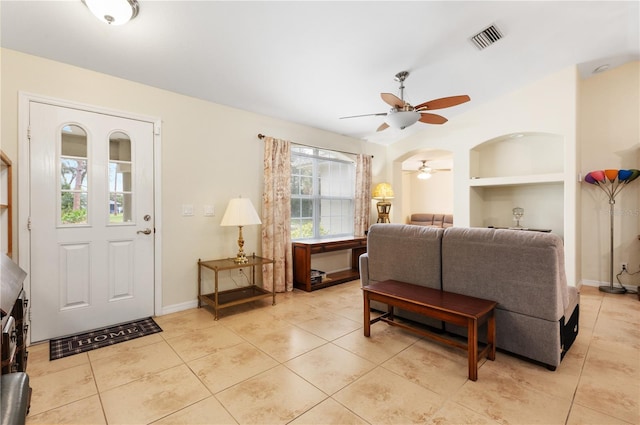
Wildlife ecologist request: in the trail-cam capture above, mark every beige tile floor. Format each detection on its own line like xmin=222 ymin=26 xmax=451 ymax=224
xmin=24 ymin=282 xmax=639 ymax=425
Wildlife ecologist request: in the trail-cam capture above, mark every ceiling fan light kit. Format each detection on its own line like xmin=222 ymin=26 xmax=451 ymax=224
xmin=340 ymin=71 xmax=470 ymax=132
xmin=417 ymin=170 xmax=432 ymax=180
xmin=417 ymin=160 xmax=433 ymax=180
xmin=413 ymin=160 xmax=452 ymax=180
xmin=83 ymin=0 xmax=139 ymax=25
xmin=387 ymin=110 xmax=421 ymax=130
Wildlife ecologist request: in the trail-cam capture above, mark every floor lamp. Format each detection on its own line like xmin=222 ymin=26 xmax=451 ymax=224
xmin=584 ymin=169 xmax=640 ymax=294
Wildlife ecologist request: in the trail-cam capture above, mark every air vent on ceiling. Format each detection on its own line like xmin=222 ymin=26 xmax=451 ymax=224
xmin=470 ymin=24 xmax=503 ymax=50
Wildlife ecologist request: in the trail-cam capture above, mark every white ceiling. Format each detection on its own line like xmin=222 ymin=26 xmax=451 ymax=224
xmin=1 ymin=1 xmax=638 ymax=149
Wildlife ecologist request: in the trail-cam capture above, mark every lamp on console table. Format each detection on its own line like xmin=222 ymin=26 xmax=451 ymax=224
xmin=583 ymin=168 xmax=640 ymax=294
xmin=220 ymin=197 xmax=262 ymax=264
xmin=372 ymin=183 xmax=394 ymax=223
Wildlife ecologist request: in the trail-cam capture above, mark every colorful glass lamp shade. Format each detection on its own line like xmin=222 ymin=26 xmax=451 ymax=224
xmin=583 ymin=168 xmax=640 ymax=293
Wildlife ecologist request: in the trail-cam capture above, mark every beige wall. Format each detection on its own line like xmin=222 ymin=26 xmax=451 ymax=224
xmin=579 ymin=61 xmax=640 ymax=285
xmin=0 ymin=48 xmax=385 ymax=310
xmin=403 ymin=171 xmax=454 ymax=221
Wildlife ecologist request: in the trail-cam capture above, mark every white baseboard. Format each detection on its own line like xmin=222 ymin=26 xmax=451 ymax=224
xmin=580 ymin=279 xmax=638 ymax=292
xmin=580 ymin=279 xmax=602 ymax=288
xmin=159 ymin=299 xmax=198 ymax=316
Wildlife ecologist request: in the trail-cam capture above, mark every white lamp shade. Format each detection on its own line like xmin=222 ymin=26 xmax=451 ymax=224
xmin=220 ymin=198 xmax=262 ymax=227
xmin=83 ymin=0 xmax=139 ymax=25
xmin=417 ymin=171 xmax=432 ymax=180
xmin=386 ymin=110 xmax=420 ymax=129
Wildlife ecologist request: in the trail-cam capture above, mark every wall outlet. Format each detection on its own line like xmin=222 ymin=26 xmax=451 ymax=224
xmin=621 ymin=263 xmax=627 ymax=272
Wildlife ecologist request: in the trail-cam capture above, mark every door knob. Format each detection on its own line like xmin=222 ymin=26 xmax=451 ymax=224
xmin=137 ymin=228 xmax=152 ymax=235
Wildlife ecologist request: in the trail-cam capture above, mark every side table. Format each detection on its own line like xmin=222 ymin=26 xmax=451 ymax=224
xmin=197 ymin=254 xmax=275 ymax=320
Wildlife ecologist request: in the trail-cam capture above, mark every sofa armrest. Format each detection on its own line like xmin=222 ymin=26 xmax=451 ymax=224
xmin=359 ymin=253 xmax=369 ymax=286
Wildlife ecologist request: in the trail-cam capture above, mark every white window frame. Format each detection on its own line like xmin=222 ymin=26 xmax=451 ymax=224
xmin=291 ymin=145 xmax=355 ymax=240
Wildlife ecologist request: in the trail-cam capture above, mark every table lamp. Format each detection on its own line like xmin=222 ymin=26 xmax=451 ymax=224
xmin=220 ymin=197 xmax=262 ymax=264
xmin=372 ymin=183 xmax=394 ymax=223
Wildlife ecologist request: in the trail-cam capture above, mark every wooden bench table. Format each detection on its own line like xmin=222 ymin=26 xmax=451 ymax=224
xmin=363 ymin=279 xmax=497 ymax=381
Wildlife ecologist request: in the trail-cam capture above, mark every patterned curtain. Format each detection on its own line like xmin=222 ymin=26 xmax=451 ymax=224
xmin=354 ymin=154 xmax=372 ymax=237
xmin=262 ymin=137 xmax=293 ymax=292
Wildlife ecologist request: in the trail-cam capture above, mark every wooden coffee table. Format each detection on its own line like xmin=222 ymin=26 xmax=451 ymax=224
xmin=363 ymin=279 xmax=497 ymax=381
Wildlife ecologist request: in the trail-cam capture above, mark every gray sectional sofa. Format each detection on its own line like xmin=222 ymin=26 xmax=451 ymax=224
xmin=359 ymin=224 xmax=580 ymax=370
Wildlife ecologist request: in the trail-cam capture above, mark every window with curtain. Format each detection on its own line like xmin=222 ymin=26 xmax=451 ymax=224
xmin=290 ymin=145 xmax=355 ymax=240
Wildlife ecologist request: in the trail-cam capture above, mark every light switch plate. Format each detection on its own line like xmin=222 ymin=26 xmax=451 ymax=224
xmin=182 ymin=204 xmax=194 ymax=216
xmin=203 ymin=205 xmax=215 ymax=216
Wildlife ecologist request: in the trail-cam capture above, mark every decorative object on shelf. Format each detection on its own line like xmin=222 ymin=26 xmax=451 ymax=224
xmin=372 ymin=183 xmax=394 ymax=223
xmin=583 ymin=168 xmax=640 ymax=294
xmin=82 ymin=0 xmax=139 ymax=25
xmin=220 ymin=197 xmax=262 ymax=264
xmin=512 ymin=207 xmax=524 ymax=228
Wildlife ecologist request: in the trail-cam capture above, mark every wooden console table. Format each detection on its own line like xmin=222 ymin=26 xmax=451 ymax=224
xmin=197 ymin=255 xmax=275 ymax=320
xmin=292 ymin=236 xmax=367 ymax=291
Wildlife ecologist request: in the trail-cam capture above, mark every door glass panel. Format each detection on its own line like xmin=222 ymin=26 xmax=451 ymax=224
xmin=60 ymin=125 xmax=88 ymax=225
xmin=109 ymin=132 xmax=133 ymax=223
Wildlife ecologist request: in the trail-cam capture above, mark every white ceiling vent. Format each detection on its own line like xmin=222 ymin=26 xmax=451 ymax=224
xmin=470 ymin=24 xmax=503 ymax=50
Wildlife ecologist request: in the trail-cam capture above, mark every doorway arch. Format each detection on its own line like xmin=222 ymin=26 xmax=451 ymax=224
xmin=394 ymin=148 xmax=454 ymax=224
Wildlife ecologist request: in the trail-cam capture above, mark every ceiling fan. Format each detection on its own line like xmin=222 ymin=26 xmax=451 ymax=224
xmin=412 ymin=160 xmax=452 ymax=180
xmin=340 ymin=71 xmax=470 ymax=132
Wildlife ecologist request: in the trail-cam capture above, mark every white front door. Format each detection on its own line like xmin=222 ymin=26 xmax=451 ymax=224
xmin=28 ymin=101 xmax=155 ymax=342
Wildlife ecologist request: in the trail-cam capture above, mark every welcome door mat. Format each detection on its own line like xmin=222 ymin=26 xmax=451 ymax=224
xmin=49 ymin=317 xmax=162 ymax=360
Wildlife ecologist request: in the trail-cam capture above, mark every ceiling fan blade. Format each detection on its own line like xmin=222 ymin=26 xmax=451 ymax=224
xmin=339 ymin=112 xmax=387 ymax=119
xmin=419 ymin=113 xmax=448 ymax=125
xmin=415 ymin=95 xmax=470 ymax=111
xmin=376 ymin=122 xmax=389 ymax=132
xmin=381 ymin=93 xmax=406 ymax=108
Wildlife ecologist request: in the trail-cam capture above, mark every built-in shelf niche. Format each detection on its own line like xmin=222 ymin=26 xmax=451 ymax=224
xmin=469 ymin=132 xmax=565 ymax=236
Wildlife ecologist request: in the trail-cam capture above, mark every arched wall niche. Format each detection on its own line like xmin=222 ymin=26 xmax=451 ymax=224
xmin=470 ymin=132 xmax=564 ymax=179
xmin=468 ymin=131 xmax=565 ymax=235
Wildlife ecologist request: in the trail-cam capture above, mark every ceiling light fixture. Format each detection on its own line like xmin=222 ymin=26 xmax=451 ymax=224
xmin=386 ymin=110 xmax=420 ymax=130
xmin=83 ymin=0 xmax=139 ymax=25
xmin=416 ymin=160 xmax=433 ymax=180
xmin=417 ymin=170 xmax=432 ymax=180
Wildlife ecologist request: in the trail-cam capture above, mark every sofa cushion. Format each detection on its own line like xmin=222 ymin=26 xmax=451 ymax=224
xmin=366 ymin=224 xmax=443 ymax=290
xmin=442 ymin=227 xmax=568 ymax=322
xmin=432 ymin=214 xmax=445 ymax=227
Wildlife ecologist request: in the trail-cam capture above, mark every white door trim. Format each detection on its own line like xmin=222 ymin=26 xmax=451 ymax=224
xmin=18 ymin=92 xmax=163 ymax=342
